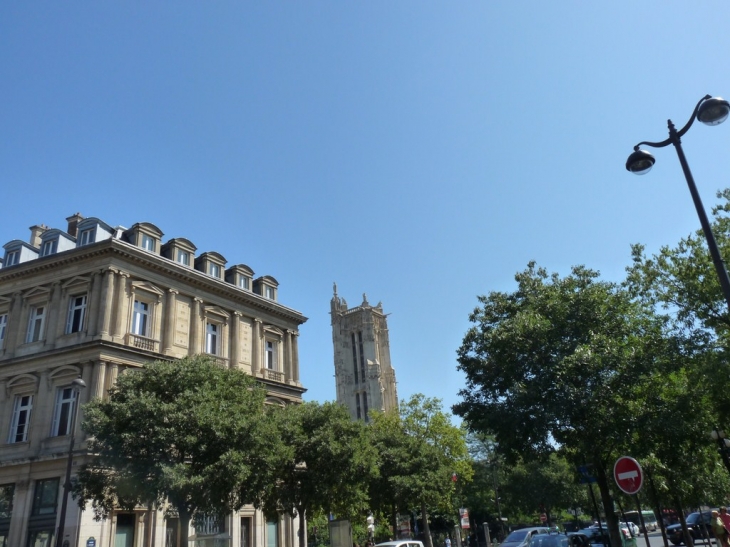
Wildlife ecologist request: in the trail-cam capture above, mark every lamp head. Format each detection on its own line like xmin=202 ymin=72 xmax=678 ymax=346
xmin=626 ymin=149 xmax=656 ymax=175
xmin=697 ymin=97 xmax=730 ymax=126
xmin=71 ymin=378 xmax=87 ymax=391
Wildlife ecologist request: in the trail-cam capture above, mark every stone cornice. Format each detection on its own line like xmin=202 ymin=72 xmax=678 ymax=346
xmin=0 ymin=239 xmax=307 ymax=325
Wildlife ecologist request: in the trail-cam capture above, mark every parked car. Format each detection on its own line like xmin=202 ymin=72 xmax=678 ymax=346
xmin=530 ymin=533 xmax=570 ymax=547
xmin=569 ymin=526 xmax=637 ymax=547
xmin=500 ymin=527 xmax=550 ymax=547
xmin=666 ymin=511 xmax=714 ymax=545
xmin=621 ymin=522 xmax=640 ymax=537
xmin=376 ymin=541 xmax=424 ymax=547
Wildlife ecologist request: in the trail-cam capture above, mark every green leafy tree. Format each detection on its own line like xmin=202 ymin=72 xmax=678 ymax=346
xmin=265 ymin=401 xmax=378 ymax=544
xmin=453 ymin=263 xmax=669 ymax=547
xmin=371 ymin=395 xmax=472 ymax=547
xmin=73 ymin=356 xmax=282 ymax=545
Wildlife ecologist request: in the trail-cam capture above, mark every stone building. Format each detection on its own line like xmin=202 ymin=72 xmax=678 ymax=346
xmin=0 ymin=213 xmax=307 ymax=547
xmin=330 ymin=285 xmax=398 ymax=421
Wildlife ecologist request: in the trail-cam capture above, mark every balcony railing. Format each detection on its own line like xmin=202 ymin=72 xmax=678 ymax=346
xmin=264 ymin=369 xmax=284 ymax=383
xmin=127 ymin=333 xmax=159 ymax=352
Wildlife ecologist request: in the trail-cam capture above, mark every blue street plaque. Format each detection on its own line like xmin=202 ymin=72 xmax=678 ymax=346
xmin=87 ymin=538 xmax=96 ymax=547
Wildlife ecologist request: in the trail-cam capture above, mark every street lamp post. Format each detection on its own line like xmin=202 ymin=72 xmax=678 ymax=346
xmin=626 ymin=95 xmax=730 ymax=314
xmin=711 ymin=428 xmax=730 ymax=474
xmin=55 ymin=377 xmax=87 ymax=547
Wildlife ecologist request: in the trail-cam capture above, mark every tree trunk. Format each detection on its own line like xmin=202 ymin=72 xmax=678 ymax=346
xmin=391 ymin=504 xmax=398 ymax=540
xmin=595 ymin=463 xmax=622 ymax=547
xmin=421 ymin=503 xmax=433 ymax=547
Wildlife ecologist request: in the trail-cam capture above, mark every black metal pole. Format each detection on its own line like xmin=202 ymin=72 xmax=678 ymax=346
xmin=56 ymin=387 xmax=82 ymax=547
xmin=668 ymin=120 xmax=730 ymax=314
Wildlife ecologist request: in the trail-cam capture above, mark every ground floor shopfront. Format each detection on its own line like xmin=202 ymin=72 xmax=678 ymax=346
xmin=0 ymin=474 xmax=301 ymax=547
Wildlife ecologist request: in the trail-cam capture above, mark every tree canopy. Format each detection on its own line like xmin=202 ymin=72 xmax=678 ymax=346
xmin=74 ymin=355 xmax=283 ymax=545
xmin=264 ymin=401 xmax=378 ymax=543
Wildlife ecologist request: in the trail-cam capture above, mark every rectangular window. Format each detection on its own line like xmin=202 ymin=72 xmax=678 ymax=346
xmin=362 ymin=391 xmax=369 ymax=422
xmin=356 ymin=393 xmax=361 ymax=420
xmin=205 ymin=322 xmax=218 ymax=355
xmin=51 ymin=387 xmax=76 ymax=437
xmin=141 ymin=234 xmax=155 ymax=251
xmin=351 ymin=333 xmax=359 ymax=384
xmin=31 ymin=478 xmax=59 ymax=516
xmin=131 ymin=300 xmax=149 ymax=337
xmin=8 ymin=395 xmax=33 ymax=443
xmin=40 ymin=239 xmax=57 ymax=257
xmin=4 ymin=251 xmax=19 ymax=267
xmin=0 ymin=314 xmax=7 ymax=347
xmin=0 ymin=484 xmax=14 ymax=519
xmin=265 ymin=340 xmax=276 ymax=370
xmin=266 ymin=520 xmax=278 ymax=547
xmin=66 ymin=295 xmax=87 ymax=334
xmin=358 ymin=331 xmax=366 ymax=383
xmin=238 ymin=276 xmax=249 ymax=290
xmin=177 ymin=250 xmax=190 ymax=266
xmin=265 ymin=286 xmax=274 ymax=299
xmin=78 ymin=228 xmax=95 ymax=246
xmin=26 ymin=306 xmax=45 ymax=343
xmin=209 ymin=263 xmax=220 ymax=278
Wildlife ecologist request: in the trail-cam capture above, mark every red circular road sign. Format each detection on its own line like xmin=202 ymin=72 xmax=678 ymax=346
xmin=614 ymin=456 xmax=643 ymax=495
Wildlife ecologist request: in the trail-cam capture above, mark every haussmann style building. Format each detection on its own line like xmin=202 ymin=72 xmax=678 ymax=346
xmin=330 ymin=284 xmax=398 ymax=421
xmin=0 ymin=213 xmax=307 ymax=547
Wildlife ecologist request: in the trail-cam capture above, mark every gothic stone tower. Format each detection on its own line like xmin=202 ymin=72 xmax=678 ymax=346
xmin=330 ymin=284 xmax=398 ymax=421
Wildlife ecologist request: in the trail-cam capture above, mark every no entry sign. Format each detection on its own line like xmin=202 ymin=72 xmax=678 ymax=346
xmin=614 ymin=456 xmax=643 ymax=495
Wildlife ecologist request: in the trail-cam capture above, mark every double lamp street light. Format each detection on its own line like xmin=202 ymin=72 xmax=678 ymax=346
xmin=625 ymin=94 xmax=730 ymax=313
xmin=626 ymin=95 xmax=730 ymax=475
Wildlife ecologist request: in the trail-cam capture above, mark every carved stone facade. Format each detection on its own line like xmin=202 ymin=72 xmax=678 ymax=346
xmin=0 ymin=214 xmax=307 ymax=547
xmin=330 ymin=285 xmax=398 ymax=421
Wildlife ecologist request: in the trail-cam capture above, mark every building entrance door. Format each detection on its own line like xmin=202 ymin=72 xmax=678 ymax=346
xmin=114 ymin=514 xmax=136 ymax=547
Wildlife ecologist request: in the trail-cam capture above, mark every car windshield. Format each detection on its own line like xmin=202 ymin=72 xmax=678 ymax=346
xmin=504 ymin=531 xmax=529 ymax=542
xmin=531 ymin=536 xmax=568 ymax=547
xmin=686 ymin=513 xmax=703 ymax=525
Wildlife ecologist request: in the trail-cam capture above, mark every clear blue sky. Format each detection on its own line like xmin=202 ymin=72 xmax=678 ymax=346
xmin=3 ymin=2 xmax=730 ymax=413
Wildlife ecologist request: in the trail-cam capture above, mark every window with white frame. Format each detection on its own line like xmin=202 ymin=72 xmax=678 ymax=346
xmin=238 ymin=276 xmax=250 ymax=290
xmin=0 ymin=314 xmax=7 ymax=347
xmin=51 ymin=386 xmax=78 ymax=436
xmin=4 ymin=251 xmax=19 ymax=267
xmin=265 ymin=339 xmax=278 ymax=370
xmin=141 ymin=234 xmax=155 ymax=252
xmin=177 ymin=249 xmax=190 ymax=266
xmin=66 ymin=295 xmax=87 ymax=334
xmin=209 ymin=263 xmax=220 ymax=278
xmin=131 ymin=300 xmax=150 ymax=337
xmin=78 ymin=228 xmax=95 ymax=246
xmin=26 ymin=306 xmax=46 ymax=343
xmin=40 ymin=239 xmax=57 ymax=257
xmin=8 ymin=394 xmax=33 ymax=443
xmin=264 ymin=286 xmax=275 ymax=299
xmin=205 ymin=322 xmax=219 ymax=355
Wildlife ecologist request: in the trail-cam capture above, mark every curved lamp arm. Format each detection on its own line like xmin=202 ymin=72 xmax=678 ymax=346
xmin=631 ymin=94 xmax=712 ymax=150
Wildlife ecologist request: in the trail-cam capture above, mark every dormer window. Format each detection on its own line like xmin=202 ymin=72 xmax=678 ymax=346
xmin=5 ymin=251 xmax=19 ymax=267
xmin=40 ymin=239 xmax=58 ymax=257
xmin=141 ymin=234 xmax=155 ymax=252
xmin=195 ymin=252 xmax=227 ymax=281
xmin=123 ymin=222 xmax=163 ymax=255
xmin=238 ymin=276 xmax=250 ymax=290
xmin=265 ymin=286 xmax=275 ymax=299
xmin=253 ymin=275 xmax=279 ymax=302
xmin=79 ymin=228 xmax=95 ymax=246
xmin=162 ymin=238 xmax=197 ymax=269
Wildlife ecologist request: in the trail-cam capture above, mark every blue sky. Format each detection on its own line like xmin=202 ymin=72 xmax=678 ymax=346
xmin=3 ymin=2 xmax=730 ymax=413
